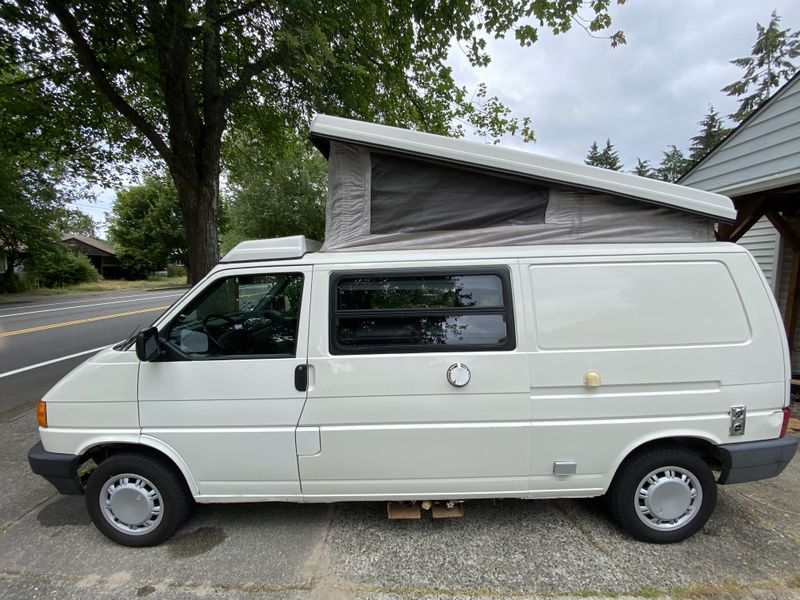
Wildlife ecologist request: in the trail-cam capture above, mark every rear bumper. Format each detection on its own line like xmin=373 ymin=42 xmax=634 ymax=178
xmin=27 ymin=442 xmax=83 ymax=495
xmin=717 ymin=436 xmax=798 ymax=485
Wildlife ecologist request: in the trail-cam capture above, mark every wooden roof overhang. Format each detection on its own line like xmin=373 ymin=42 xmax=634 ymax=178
xmin=719 ymin=183 xmax=800 ymax=342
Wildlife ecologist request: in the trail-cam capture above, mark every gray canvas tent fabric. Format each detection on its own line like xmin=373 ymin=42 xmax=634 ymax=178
xmin=321 ymin=141 xmax=716 ymax=251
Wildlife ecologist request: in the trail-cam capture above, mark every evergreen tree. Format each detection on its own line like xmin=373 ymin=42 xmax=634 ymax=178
xmin=631 ymin=158 xmax=654 ymax=178
xmin=722 ymin=11 xmax=800 ymax=122
xmin=585 ymin=139 xmax=622 ymax=171
xmin=585 ymin=141 xmax=602 ymax=166
xmin=689 ymin=105 xmax=730 ymax=163
xmin=656 ymin=146 xmax=690 ymax=183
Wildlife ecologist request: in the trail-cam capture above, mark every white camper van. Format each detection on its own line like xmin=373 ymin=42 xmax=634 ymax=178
xmin=29 ymin=116 xmax=797 ymax=547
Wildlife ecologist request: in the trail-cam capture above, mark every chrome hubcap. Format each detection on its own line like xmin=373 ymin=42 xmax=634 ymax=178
xmin=99 ymin=473 xmax=163 ymax=535
xmin=635 ymin=466 xmax=702 ymax=531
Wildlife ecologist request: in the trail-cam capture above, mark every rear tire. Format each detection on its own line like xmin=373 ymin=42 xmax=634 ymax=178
xmin=85 ymin=453 xmax=192 ymax=547
xmin=609 ymin=447 xmax=716 ymax=543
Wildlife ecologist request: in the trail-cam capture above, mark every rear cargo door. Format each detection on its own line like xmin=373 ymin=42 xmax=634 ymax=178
xmin=520 ymin=251 xmax=786 ymax=495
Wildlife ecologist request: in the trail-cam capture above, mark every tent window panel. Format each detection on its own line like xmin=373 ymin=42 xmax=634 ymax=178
xmin=370 ymin=153 xmax=548 ymax=234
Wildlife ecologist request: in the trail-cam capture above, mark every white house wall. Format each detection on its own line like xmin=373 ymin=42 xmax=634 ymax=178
xmin=737 ymin=217 xmax=781 ymax=292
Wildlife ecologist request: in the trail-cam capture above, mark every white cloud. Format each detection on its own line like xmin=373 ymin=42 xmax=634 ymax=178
xmin=448 ymin=1 xmax=800 ymax=169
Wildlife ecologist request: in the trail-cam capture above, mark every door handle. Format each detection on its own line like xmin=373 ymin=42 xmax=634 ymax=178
xmin=294 ymin=364 xmax=308 ymax=392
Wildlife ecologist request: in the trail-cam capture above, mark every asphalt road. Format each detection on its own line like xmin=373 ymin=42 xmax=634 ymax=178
xmin=0 ymin=288 xmax=186 ymax=421
xmin=0 ymin=288 xmax=798 ymax=599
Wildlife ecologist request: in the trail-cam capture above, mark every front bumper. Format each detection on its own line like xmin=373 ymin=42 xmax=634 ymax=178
xmin=27 ymin=441 xmax=83 ymax=495
xmin=717 ymin=435 xmax=798 ymax=485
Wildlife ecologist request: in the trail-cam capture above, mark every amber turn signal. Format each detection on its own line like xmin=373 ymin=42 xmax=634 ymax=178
xmin=37 ymin=400 xmax=47 ymax=428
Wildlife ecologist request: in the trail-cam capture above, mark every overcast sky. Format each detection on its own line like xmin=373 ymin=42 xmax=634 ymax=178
xmin=82 ymin=1 xmax=800 ymax=235
xmin=449 ymin=0 xmax=800 ymax=167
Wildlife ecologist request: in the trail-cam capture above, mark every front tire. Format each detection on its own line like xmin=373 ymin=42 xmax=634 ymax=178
xmin=85 ymin=453 xmax=192 ymax=547
xmin=609 ymin=447 xmax=717 ymax=543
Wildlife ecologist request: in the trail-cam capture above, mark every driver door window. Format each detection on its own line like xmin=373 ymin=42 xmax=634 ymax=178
xmin=167 ymin=273 xmax=304 ymax=358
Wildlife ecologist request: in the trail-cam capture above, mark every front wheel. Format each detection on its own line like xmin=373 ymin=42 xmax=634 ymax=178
xmin=608 ymin=447 xmax=717 ymax=543
xmin=85 ymin=453 xmax=192 ymax=547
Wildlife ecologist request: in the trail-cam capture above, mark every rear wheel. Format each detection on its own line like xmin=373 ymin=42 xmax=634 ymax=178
xmin=85 ymin=453 xmax=192 ymax=547
xmin=609 ymin=447 xmax=717 ymax=543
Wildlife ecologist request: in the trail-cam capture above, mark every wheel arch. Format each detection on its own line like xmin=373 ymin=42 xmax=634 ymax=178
xmin=606 ymin=431 xmax=723 ymax=493
xmin=78 ymin=437 xmax=199 ymax=497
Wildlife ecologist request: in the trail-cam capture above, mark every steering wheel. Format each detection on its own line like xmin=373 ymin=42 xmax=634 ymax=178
xmin=262 ymin=309 xmax=287 ymax=324
xmin=202 ymin=314 xmax=253 ymax=354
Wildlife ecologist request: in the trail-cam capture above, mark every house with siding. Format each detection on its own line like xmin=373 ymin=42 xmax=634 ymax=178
xmin=680 ymin=71 xmax=800 ymax=372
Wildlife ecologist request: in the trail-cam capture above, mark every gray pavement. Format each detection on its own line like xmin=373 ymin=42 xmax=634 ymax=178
xmin=0 ymin=288 xmax=186 ymax=421
xmin=1 ymin=408 xmax=798 ymax=599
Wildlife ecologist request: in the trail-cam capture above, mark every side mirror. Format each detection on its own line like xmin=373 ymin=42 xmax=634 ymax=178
xmin=136 ymin=327 xmax=161 ymax=362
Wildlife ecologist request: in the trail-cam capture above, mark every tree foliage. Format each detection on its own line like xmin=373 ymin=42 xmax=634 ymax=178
xmin=688 ymin=105 xmax=730 ymax=164
xmin=0 ymin=161 xmax=64 ymax=291
xmin=631 ymin=158 xmax=654 ymax=179
xmin=1 ymin=0 xmax=626 ymax=283
xmin=108 ymin=176 xmax=187 ymax=279
xmin=585 ymin=138 xmax=622 ymax=171
xmin=0 ymin=54 xmax=97 ymax=291
xmin=656 ymin=145 xmax=690 ymax=183
xmin=722 ymin=10 xmax=800 ymax=122
xmin=222 ymin=133 xmax=326 ymax=253
xmin=54 ymin=208 xmax=98 ymax=237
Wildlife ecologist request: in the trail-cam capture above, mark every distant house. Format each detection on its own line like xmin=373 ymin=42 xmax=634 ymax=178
xmin=61 ymin=234 xmax=128 ymax=279
xmin=680 ymin=71 xmax=800 ymax=371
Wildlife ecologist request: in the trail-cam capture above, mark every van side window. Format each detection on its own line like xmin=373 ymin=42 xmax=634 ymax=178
xmin=331 ymin=270 xmax=515 ymax=353
xmin=166 ymin=273 xmax=303 ymax=358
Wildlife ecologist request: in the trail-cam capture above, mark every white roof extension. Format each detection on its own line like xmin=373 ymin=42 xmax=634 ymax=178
xmin=221 ymin=236 xmax=321 ymax=262
xmin=311 ymin=114 xmax=736 ymax=222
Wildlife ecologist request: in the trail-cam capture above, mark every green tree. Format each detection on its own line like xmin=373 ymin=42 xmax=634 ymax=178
xmin=631 ymin=158 xmax=654 ymax=178
xmin=722 ymin=11 xmax=800 ymax=122
xmin=0 ymin=162 xmax=64 ymax=291
xmin=656 ymin=145 xmax=690 ymax=183
xmin=222 ymin=135 xmax=326 ymax=253
xmin=54 ymin=208 xmax=98 ymax=237
xmin=2 ymin=1 xmax=626 ymax=283
xmin=108 ymin=177 xmax=187 ymax=279
xmin=688 ymin=105 xmax=730 ymax=163
xmin=0 ymin=60 xmax=91 ymax=291
xmin=585 ymin=138 xmax=622 ymax=171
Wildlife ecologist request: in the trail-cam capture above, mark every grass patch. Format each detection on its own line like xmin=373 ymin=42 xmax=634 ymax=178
xmin=0 ymin=276 xmax=188 ymax=298
xmin=670 ymin=580 xmax=746 ymax=599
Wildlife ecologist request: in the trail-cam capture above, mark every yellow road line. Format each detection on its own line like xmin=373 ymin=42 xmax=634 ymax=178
xmin=0 ymin=306 xmax=169 ymax=338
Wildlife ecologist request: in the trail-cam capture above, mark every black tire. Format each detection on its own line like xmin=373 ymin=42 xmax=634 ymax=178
xmin=85 ymin=453 xmax=192 ymax=547
xmin=608 ymin=447 xmax=717 ymax=543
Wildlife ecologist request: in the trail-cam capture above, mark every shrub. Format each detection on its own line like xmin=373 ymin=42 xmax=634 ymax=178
xmin=166 ymin=264 xmax=186 ymax=278
xmin=0 ymin=272 xmax=26 ymax=293
xmin=27 ymin=250 xmax=100 ymax=288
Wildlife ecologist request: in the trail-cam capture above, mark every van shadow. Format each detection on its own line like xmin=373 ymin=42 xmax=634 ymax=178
xmin=37 ymin=496 xmax=88 ymax=527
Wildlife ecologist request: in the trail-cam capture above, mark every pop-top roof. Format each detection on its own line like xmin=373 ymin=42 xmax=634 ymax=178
xmin=221 ymin=236 xmax=321 ymax=263
xmin=310 ymin=114 xmax=735 ymax=222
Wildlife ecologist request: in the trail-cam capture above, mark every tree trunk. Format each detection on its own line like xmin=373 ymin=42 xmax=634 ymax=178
xmin=173 ymin=175 xmax=220 ymax=286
